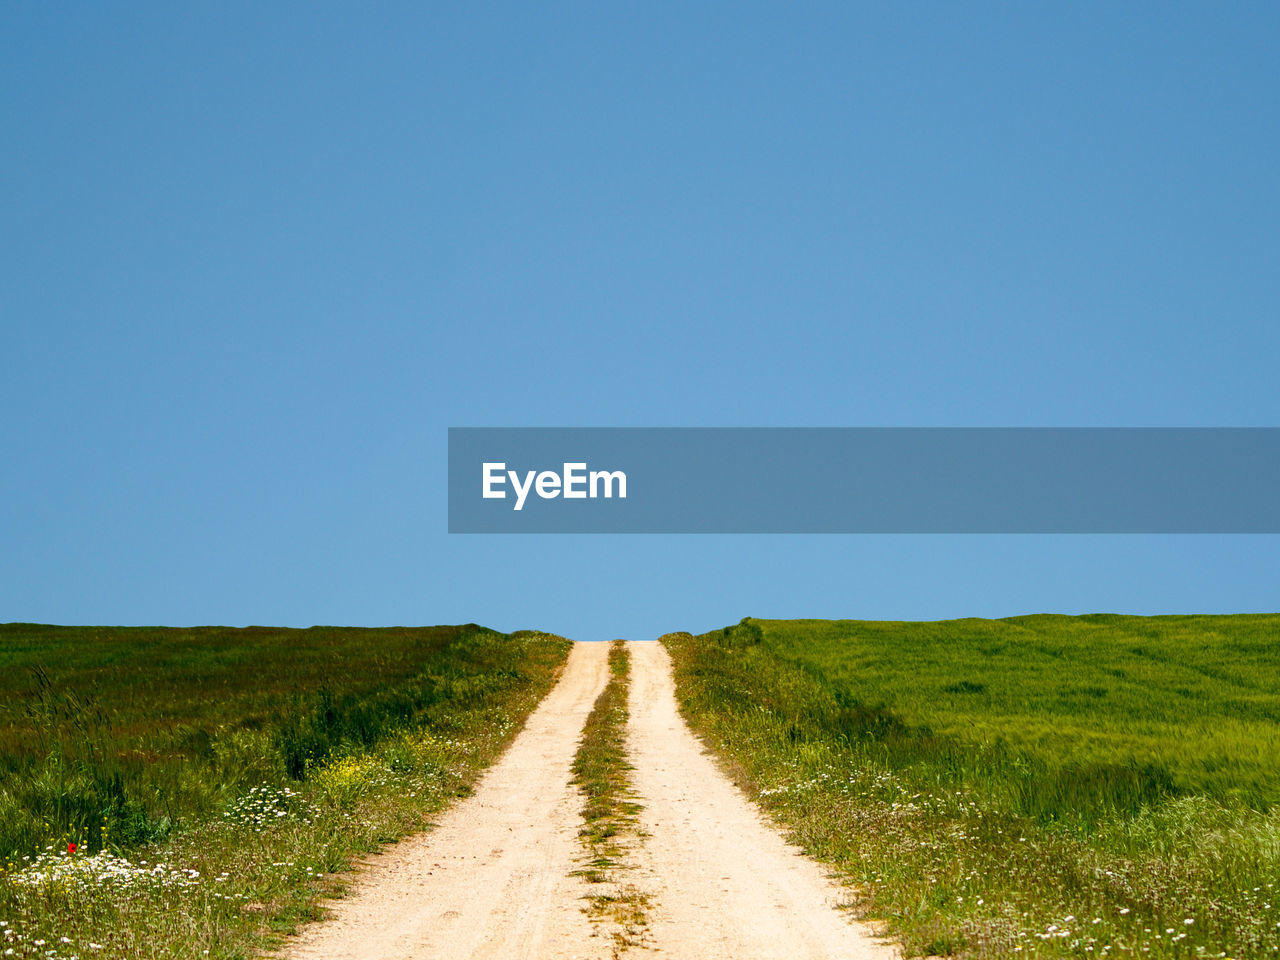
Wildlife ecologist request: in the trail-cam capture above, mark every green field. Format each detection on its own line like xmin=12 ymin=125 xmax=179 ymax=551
xmin=760 ymin=614 xmax=1280 ymax=813
xmin=664 ymin=615 xmax=1280 ymax=960
xmin=0 ymin=623 xmax=570 ymax=959
xmin=6 ymin=615 xmax=1277 ymax=959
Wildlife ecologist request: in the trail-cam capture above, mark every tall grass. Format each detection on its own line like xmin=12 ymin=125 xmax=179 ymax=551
xmin=664 ymin=616 xmax=1280 ymax=959
xmin=0 ymin=623 xmax=570 ymax=959
xmin=0 ymin=623 xmax=537 ymax=859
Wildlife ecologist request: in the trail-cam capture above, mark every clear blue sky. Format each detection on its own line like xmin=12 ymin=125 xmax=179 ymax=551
xmin=3 ymin=3 xmax=1278 ymax=639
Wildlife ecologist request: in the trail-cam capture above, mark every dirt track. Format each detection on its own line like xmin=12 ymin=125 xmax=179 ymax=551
xmin=625 ymin=640 xmax=896 ymax=959
xmin=286 ymin=641 xmax=613 ymax=960
xmin=284 ymin=640 xmax=898 ymax=959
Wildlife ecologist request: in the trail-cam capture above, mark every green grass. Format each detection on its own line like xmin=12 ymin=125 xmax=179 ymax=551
xmin=570 ymin=640 xmax=649 ymax=954
xmin=664 ymin=615 xmax=1280 ymax=960
xmin=763 ymin=614 xmax=1280 ymax=812
xmin=0 ymin=622 xmax=571 ymax=959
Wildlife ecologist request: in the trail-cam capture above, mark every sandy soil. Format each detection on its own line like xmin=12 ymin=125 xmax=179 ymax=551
xmin=283 ymin=639 xmax=899 ymax=960
xmin=625 ymin=640 xmax=898 ymax=959
xmin=285 ymin=640 xmax=615 ymax=960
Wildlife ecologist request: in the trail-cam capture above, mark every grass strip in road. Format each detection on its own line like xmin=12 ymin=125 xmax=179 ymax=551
xmin=0 ymin=625 xmax=571 ymax=960
xmin=663 ymin=617 xmax=1280 ymax=960
xmin=571 ymin=640 xmax=649 ymax=954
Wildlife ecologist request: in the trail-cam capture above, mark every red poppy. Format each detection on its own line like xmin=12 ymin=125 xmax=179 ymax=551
xmin=67 ymin=842 xmax=77 ymax=854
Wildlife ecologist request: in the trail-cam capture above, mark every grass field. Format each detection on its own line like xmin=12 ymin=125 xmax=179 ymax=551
xmin=0 ymin=623 xmax=570 ymax=959
xmin=664 ymin=615 xmax=1280 ymax=959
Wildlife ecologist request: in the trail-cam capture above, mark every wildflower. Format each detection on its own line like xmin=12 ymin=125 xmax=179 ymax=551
xmin=67 ymin=843 xmax=77 ymax=854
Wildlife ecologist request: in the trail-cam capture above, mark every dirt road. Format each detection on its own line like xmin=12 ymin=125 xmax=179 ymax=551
xmin=284 ymin=640 xmax=898 ymax=960
xmin=286 ymin=641 xmax=615 ymax=960
xmin=626 ymin=640 xmax=896 ymax=959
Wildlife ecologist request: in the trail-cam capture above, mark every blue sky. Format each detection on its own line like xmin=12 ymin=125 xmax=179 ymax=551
xmin=3 ymin=3 xmax=1278 ymax=639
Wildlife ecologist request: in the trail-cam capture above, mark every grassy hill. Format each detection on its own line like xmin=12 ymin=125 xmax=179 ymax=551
xmin=755 ymin=613 xmax=1280 ymax=811
xmin=665 ymin=614 xmax=1280 ymax=960
xmin=0 ymin=622 xmax=569 ymax=959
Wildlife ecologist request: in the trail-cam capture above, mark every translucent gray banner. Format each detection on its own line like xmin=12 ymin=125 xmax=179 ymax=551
xmin=447 ymin=428 xmax=1280 ymax=533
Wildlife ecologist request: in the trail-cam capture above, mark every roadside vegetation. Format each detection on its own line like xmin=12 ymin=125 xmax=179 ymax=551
xmin=0 ymin=622 xmax=570 ymax=959
xmin=664 ymin=614 xmax=1280 ymax=959
xmin=571 ymin=640 xmax=649 ymax=955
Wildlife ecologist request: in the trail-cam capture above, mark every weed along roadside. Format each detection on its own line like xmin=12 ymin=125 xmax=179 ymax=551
xmin=662 ymin=616 xmax=1280 ymax=960
xmin=0 ymin=624 xmax=571 ymax=960
xmin=570 ymin=639 xmax=650 ymax=954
